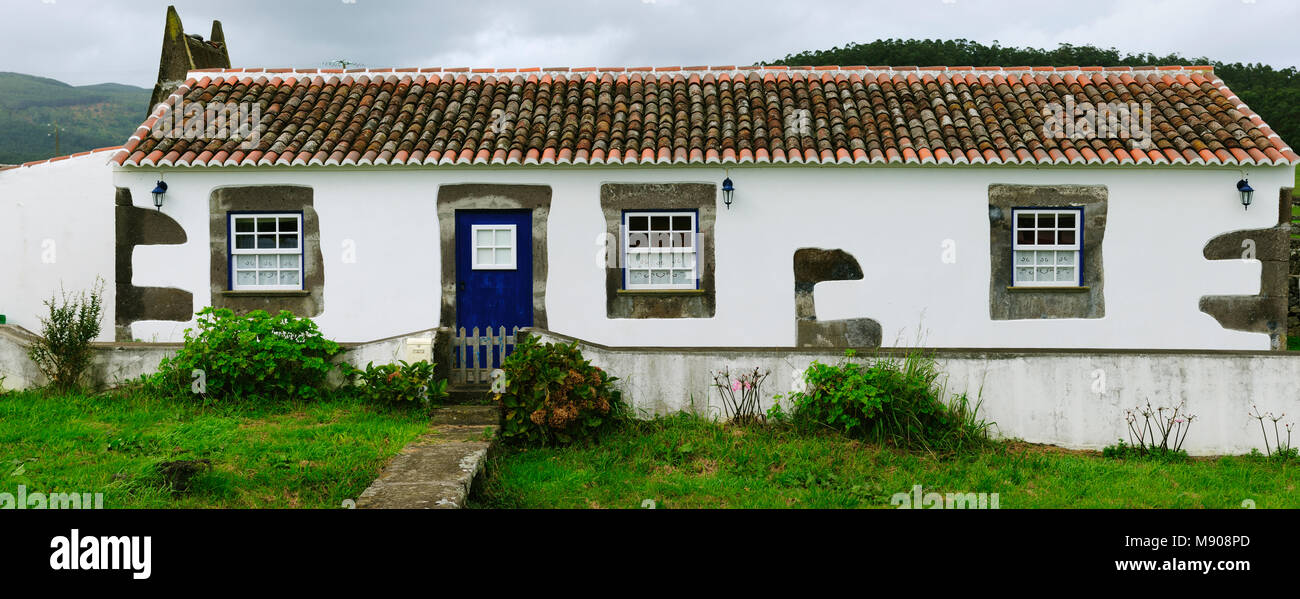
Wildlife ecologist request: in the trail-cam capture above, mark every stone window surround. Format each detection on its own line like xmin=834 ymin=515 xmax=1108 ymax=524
xmin=601 ymin=183 xmax=717 ymax=319
xmin=989 ymin=184 xmax=1107 ymax=320
xmin=209 ymin=185 xmax=324 ymax=317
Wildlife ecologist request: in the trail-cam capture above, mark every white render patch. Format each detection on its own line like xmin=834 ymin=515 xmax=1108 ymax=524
xmin=109 ymin=163 xmax=1291 ymax=350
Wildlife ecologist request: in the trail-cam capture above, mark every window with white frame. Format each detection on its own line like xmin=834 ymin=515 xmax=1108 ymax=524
xmin=1012 ymin=208 xmax=1082 ymax=287
xmin=623 ymin=211 xmax=697 ymax=290
xmin=471 ymin=224 xmax=517 ymax=270
xmin=230 ymin=213 xmax=303 ymax=290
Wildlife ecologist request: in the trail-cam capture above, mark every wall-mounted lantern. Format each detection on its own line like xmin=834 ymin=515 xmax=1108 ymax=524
xmin=151 ymin=180 xmax=168 ymax=210
xmin=721 ymin=176 xmax=735 ymax=210
xmin=1236 ymin=178 xmax=1253 ymax=210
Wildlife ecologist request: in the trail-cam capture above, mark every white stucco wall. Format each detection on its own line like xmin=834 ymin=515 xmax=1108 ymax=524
xmin=110 ymin=163 xmax=1293 ymax=349
xmin=0 ymin=154 xmax=117 ymax=342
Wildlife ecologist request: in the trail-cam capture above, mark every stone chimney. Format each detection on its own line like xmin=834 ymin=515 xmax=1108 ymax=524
xmin=148 ymin=5 xmax=230 ymax=115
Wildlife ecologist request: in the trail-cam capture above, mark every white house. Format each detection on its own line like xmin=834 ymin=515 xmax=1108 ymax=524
xmin=4 ymin=65 xmax=1296 ymax=358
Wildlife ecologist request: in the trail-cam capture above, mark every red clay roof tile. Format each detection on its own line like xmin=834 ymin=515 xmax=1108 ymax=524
xmin=116 ymin=65 xmax=1296 ymax=168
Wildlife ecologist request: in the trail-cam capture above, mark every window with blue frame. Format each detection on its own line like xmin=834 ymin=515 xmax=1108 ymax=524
xmin=1011 ymin=207 xmax=1083 ymax=287
xmin=228 ymin=212 xmax=304 ymax=290
xmin=623 ymin=211 xmax=697 ymax=290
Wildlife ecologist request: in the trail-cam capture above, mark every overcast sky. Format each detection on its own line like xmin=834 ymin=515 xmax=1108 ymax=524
xmin=2 ymin=0 xmax=1297 ymax=88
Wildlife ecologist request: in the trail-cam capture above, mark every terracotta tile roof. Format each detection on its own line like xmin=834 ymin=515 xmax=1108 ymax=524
xmin=16 ymin=146 xmax=124 ymax=169
xmin=116 ymin=65 xmax=1298 ymax=168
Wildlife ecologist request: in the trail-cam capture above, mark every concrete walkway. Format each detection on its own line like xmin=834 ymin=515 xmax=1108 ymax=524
xmin=355 ymin=405 xmax=497 ymax=509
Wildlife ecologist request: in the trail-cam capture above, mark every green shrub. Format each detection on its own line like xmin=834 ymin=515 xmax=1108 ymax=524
xmin=348 ymin=360 xmax=447 ymax=410
xmin=775 ymin=349 xmax=991 ymax=452
xmin=494 ymin=335 xmax=627 ymax=446
xmin=27 ymin=278 xmax=105 ymax=392
xmin=150 ymin=307 xmax=341 ymax=402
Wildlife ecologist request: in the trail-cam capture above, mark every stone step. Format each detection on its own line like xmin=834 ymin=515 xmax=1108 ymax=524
xmin=355 ymin=425 xmax=493 ymax=509
xmin=431 ymin=405 xmax=497 ymax=426
xmin=446 ymin=387 xmax=494 ymax=405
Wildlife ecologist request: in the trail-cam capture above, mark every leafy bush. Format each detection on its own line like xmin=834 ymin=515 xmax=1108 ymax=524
xmin=494 ymin=335 xmax=627 ymax=446
xmin=774 ymin=349 xmax=991 ymax=453
xmin=150 ymin=307 xmax=341 ymax=402
xmin=348 ymin=360 xmax=447 ymax=410
xmin=27 ymin=278 xmax=105 ymax=391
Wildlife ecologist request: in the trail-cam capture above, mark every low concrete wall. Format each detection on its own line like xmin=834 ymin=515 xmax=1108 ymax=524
xmin=1 ymin=324 xmax=182 ymax=390
xmin=526 ymin=329 xmax=1300 ymax=456
xmin=339 ymin=328 xmax=440 ymax=370
xmin=0 ymin=324 xmax=438 ymax=391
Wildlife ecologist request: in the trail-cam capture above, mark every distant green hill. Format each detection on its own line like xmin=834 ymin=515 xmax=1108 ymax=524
xmin=766 ymin=39 xmax=1300 ymax=152
xmin=0 ymin=72 xmax=149 ymax=164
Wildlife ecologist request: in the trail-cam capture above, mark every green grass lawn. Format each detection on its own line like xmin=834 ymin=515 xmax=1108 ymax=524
xmin=471 ymin=414 xmax=1299 ymax=509
xmin=0 ymin=390 xmax=429 ymax=508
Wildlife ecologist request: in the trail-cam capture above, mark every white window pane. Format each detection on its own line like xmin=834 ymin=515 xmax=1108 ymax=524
xmin=236 ymin=270 xmax=257 ymax=285
xmin=236 ymin=255 xmax=256 ymax=268
xmin=1015 ymin=251 xmax=1034 ymax=266
xmin=1036 ymin=267 xmax=1053 ymax=280
xmin=671 ymin=270 xmax=691 ymax=285
xmin=476 ymin=248 xmax=493 ymax=266
xmin=258 ymin=255 xmax=278 ymax=268
xmin=495 ymin=248 xmax=512 ymax=265
xmin=280 ymin=255 xmax=299 ymax=268
xmin=650 ymin=269 xmax=670 ymax=283
xmin=495 ymin=229 xmax=512 ymax=247
xmin=627 ymin=253 xmax=647 ymax=268
xmin=280 ymin=270 xmax=300 ymax=285
xmin=476 ymin=229 xmax=493 ymax=247
xmin=1015 ymin=267 xmax=1035 ymax=282
xmin=628 ymin=270 xmax=649 ymax=285
xmin=259 ymin=271 xmax=277 ymax=285
xmin=1056 ymin=252 xmax=1075 ymax=266
xmin=235 ymin=235 xmax=254 ymax=249
xmin=1057 ymin=267 xmax=1076 ymax=283
xmin=1036 ymin=253 xmax=1053 ymax=265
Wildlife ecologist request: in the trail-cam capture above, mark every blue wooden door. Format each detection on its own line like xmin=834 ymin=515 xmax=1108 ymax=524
xmin=455 ymin=210 xmax=532 ymax=368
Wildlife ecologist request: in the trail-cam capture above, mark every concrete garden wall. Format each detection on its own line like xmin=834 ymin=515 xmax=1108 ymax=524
xmin=0 ymin=324 xmax=438 ymax=391
xmin=527 ymin=329 xmax=1300 ymax=456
